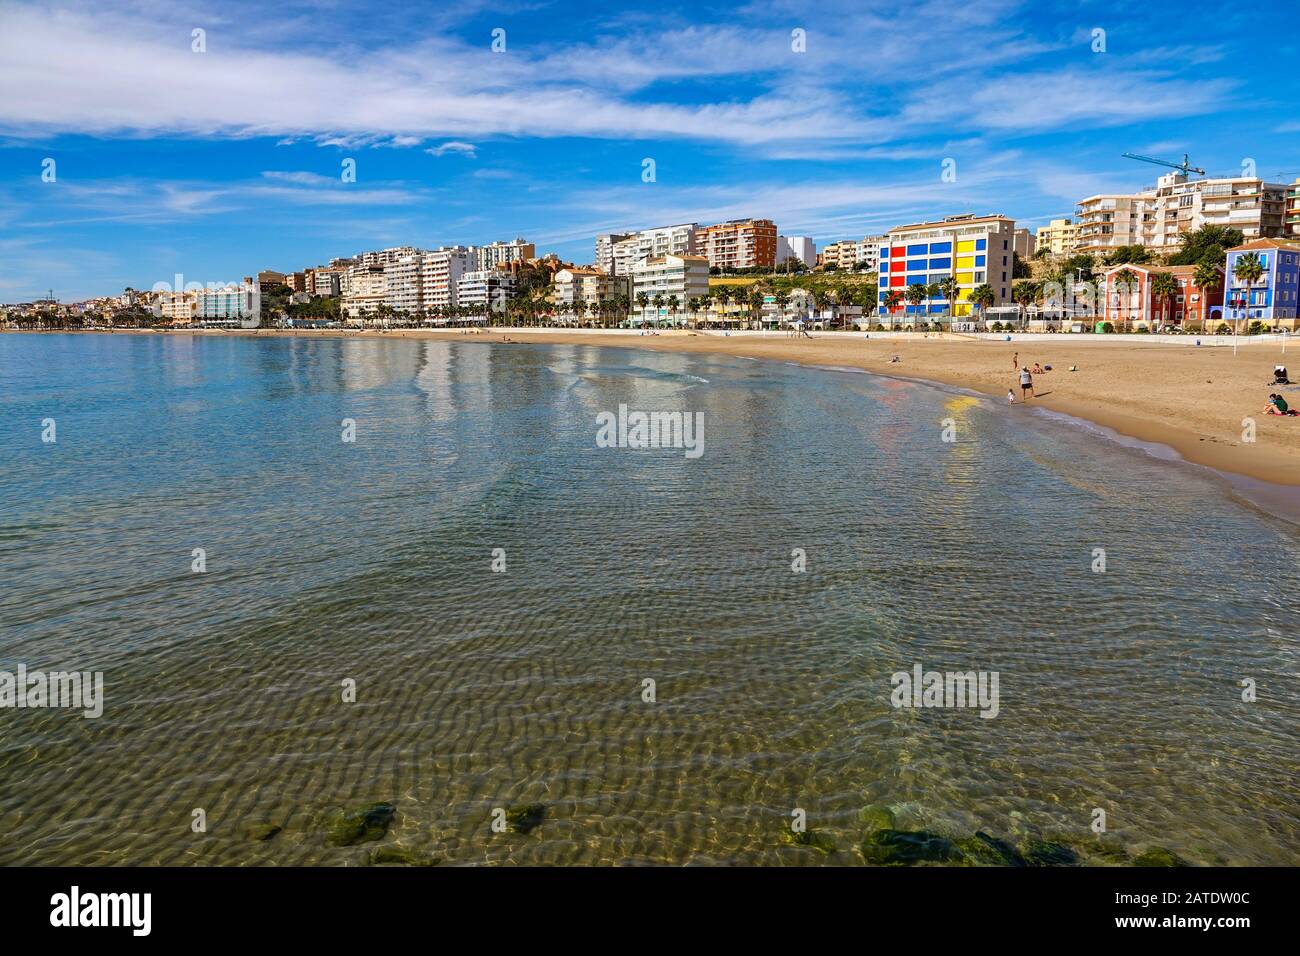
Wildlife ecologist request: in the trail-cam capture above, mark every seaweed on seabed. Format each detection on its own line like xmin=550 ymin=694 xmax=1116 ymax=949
xmin=367 ymin=845 xmax=441 ymax=867
xmin=325 ymin=802 xmax=397 ymax=847
xmin=780 ymin=828 xmax=837 ymax=854
xmin=860 ymin=829 xmax=963 ymax=866
xmin=505 ymin=803 xmax=546 ymax=834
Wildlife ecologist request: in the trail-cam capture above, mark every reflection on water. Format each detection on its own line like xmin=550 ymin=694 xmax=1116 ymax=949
xmin=0 ymin=333 xmax=1297 ymax=866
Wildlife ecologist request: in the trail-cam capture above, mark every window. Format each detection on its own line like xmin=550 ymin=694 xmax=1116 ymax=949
xmin=975 ymin=255 xmax=985 ymax=267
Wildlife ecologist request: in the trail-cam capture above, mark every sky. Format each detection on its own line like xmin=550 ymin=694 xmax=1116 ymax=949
xmin=1 ymin=0 xmax=1298 ymax=301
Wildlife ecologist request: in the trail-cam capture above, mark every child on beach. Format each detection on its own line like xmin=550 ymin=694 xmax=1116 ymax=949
xmin=1007 ymin=389 xmax=1015 ymax=404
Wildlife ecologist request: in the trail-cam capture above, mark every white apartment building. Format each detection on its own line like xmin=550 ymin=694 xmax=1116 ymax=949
xmin=596 ymin=233 xmax=634 ymax=274
xmin=1076 ymin=172 xmax=1288 ymax=256
xmin=776 ymin=235 xmax=816 ymax=268
xmin=630 ymin=254 xmax=710 ymax=324
xmin=383 ymin=255 xmax=427 ymax=315
xmin=456 ymin=270 xmax=518 ymax=317
xmin=354 ymin=246 xmax=422 ymax=269
xmin=474 ymin=238 xmax=534 ymax=272
xmin=421 ymin=247 xmax=475 ymax=313
xmin=195 ymin=285 xmax=258 ymax=325
xmin=876 ymin=213 xmax=1019 ymax=318
xmin=608 ymin=223 xmax=698 ymax=276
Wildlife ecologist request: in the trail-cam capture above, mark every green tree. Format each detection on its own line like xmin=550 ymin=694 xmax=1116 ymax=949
xmin=1149 ymin=271 xmax=1180 ymax=328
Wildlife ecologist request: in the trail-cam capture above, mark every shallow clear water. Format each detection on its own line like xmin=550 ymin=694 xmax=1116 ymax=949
xmin=1 ymin=333 xmax=1297 ymax=866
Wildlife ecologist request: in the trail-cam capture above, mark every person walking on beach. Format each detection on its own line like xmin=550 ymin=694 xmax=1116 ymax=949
xmin=1019 ymin=365 xmax=1034 ymax=400
xmin=1012 ymin=351 xmax=1018 ymax=369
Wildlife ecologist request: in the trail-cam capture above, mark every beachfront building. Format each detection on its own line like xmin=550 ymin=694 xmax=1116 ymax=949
xmin=154 ymin=291 xmax=197 ymax=324
xmin=474 ymin=238 xmax=535 ymax=272
xmin=876 ymin=213 xmax=1018 ymax=319
xmin=776 ymin=235 xmax=816 ymax=268
xmin=382 ymin=254 xmax=426 ymax=316
xmin=1076 ymin=172 xmax=1288 ymax=257
xmin=697 ymin=218 xmax=777 ymax=271
xmin=1100 ymin=264 xmax=1224 ymax=330
xmin=1288 ymin=179 xmax=1300 ymax=238
xmin=605 ymin=223 xmax=699 ymax=277
xmin=342 ymin=266 xmax=387 ymax=321
xmin=1222 ymin=238 xmax=1300 ymax=328
xmin=1035 ymin=218 xmax=1079 ymax=256
xmin=195 ymin=284 xmax=259 ymax=326
xmin=552 ymin=268 xmax=630 ymax=315
xmin=630 ymin=254 xmax=710 ymax=325
xmin=456 ymin=270 xmax=518 ymax=320
xmin=355 ymin=246 xmax=422 ymax=269
xmin=421 ymin=247 xmax=475 ymax=313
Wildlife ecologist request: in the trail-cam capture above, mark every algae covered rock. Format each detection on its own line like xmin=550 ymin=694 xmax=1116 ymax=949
xmin=245 ymin=823 xmax=282 ymax=842
xmin=367 ymin=845 xmax=441 ymax=867
xmin=955 ymin=831 xmax=1026 ymax=867
xmin=326 ymin=802 xmax=396 ymax=847
xmin=505 ymin=803 xmax=546 ymax=835
xmin=861 ymin=829 xmax=962 ymax=866
xmin=781 ymin=828 xmax=837 ymax=854
xmin=1021 ymin=839 xmax=1080 ymax=866
xmin=1132 ymin=846 xmax=1187 ymax=867
xmin=859 ymin=805 xmax=896 ymax=833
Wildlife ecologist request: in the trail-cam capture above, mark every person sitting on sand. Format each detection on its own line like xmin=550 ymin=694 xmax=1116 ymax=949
xmin=889 ymin=355 xmax=901 ymax=363
xmin=1265 ymin=393 xmax=1297 ymax=416
xmin=1031 ymin=362 xmax=1045 ymax=374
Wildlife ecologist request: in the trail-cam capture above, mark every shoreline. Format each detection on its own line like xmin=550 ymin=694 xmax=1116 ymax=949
xmin=10 ymin=326 xmax=1300 ymax=490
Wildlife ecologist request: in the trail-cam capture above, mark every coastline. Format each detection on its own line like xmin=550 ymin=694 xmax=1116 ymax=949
xmin=10 ymin=326 xmax=1300 ymax=489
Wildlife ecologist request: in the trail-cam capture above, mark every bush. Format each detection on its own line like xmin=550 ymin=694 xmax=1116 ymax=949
xmin=1248 ymin=321 xmax=1268 ymax=336
xmin=1215 ymin=323 xmax=1232 ymax=335
xmin=1102 ymin=322 xmax=1115 ymax=333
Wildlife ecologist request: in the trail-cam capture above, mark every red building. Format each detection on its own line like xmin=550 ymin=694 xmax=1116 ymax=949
xmin=1101 ymin=264 xmax=1223 ymax=329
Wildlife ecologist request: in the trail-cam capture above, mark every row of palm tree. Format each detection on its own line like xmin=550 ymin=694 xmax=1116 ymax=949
xmin=887 ymin=282 xmax=996 ymax=321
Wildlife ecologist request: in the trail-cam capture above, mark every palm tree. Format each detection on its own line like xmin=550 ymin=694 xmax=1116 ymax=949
xmin=1013 ymin=280 xmax=1039 ymax=325
xmin=651 ymin=294 xmax=665 ymax=327
xmin=1232 ymin=252 xmax=1266 ymax=333
xmin=774 ymin=290 xmax=790 ymax=328
xmin=883 ymin=289 xmax=904 ymax=322
xmin=938 ymin=277 xmax=961 ymax=319
xmin=635 ymin=292 xmax=649 ymax=324
xmin=905 ymin=283 xmax=927 ymax=324
xmin=747 ymin=289 xmax=765 ymax=328
xmin=1193 ymin=259 xmax=1223 ymax=331
xmin=715 ymin=287 xmax=731 ymax=325
xmin=1149 ymin=271 xmax=1180 ymax=329
xmin=968 ymin=284 xmax=995 ymax=321
xmin=667 ymin=294 xmax=680 ymax=327
xmin=924 ymin=282 xmax=942 ymax=327
xmin=1113 ymin=268 xmax=1137 ymax=332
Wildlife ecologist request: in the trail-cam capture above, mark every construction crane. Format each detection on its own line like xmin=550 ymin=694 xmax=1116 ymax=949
xmin=1121 ymin=152 xmax=1205 ymax=177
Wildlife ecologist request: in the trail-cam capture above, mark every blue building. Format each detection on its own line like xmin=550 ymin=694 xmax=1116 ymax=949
xmin=1224 ymin=239 xmax=1300 ymax=326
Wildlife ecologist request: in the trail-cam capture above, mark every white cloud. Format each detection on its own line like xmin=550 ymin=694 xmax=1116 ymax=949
xmin=426 ymin=141 xmax=477 ymax=158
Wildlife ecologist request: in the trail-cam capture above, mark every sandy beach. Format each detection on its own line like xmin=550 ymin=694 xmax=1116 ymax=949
xmin=14 ymin=327 xmax=1300 ymax=487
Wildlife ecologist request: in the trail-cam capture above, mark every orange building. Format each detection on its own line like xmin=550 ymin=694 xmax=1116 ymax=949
xmin=698 ymin=218 xmax=777 ymax=270
xmin=1101 ymin=264 xmax=1223 ymax=329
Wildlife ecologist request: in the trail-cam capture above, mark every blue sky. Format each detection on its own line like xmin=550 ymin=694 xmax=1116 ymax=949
xmin=2 ymin=0 xmax=1298 ymax=301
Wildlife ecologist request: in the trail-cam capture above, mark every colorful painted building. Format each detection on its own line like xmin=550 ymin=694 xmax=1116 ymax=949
xmin=876 ymin=214 xmax=1017 ymax=319
xmin=1100 ymin=264 xmax=1223 ymax=329
xmin=1223 ymin=238 xmax=1300 ymax=327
